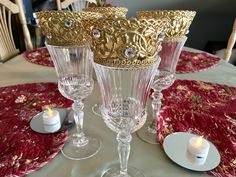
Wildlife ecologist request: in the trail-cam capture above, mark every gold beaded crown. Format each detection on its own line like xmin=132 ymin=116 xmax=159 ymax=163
xmin=36 ymin=10 xmax=102 ymax=46
xmin=137 ymin=10 xmax=196 ymax=38
xmin=86 ymin=17 xmax=165 ymax=68
xmin=83 ymin=7 xmax=128 ymax=18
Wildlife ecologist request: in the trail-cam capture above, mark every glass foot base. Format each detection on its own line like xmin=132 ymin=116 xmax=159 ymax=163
xmin=102 ymin=165 xmax=145 ymax=177
xmin=136 ymin=121 xmax=158 ymax=144
xmin=92 ymin=103 xmax=102 ymax=117
xmin=61 ymin=131 xmax=101 ymax=160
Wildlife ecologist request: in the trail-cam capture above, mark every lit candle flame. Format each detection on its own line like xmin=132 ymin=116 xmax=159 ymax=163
xmin=196 ymin=136 xmax=203 ymax=147
xmin=47 ymin=107 xmax=53 ymax=117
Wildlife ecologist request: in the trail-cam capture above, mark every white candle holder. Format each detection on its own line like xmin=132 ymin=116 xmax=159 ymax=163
xmin=163 ymin=132 xmax=221 ymax=171
xmin=30 ymin=108 xmax=74 ymax=134
xmin=187 ymin=136 xmax=210 ymax=159
xmin=42 ymin=109 xmax=61 ymax=133
xmin=186 ymin=151 xmax=207 ymax=166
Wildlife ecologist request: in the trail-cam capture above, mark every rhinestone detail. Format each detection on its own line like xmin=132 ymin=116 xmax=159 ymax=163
xmin=93 ymin=29 xmax=101 ymax=39
xmin=47 ymin=33 xmax=52 ymax=39
xmin=65 ymin=19 xmax=73 ymax=28
xmin=125 ymin=48 xmax=135 ymax=58
xmin=171 ymin=19 xmax=177 ymax=26
xmin=158 ymin=33 xmax=165 ymax=41
xmin=185 ymin=29 xmax=189 ymax=35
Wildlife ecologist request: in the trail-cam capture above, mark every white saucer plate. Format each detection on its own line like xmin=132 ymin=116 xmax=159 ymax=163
xmin=163 ymin=132 xmax=221 ymax=171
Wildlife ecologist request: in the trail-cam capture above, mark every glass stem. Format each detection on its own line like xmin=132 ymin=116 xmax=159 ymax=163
xmin=149 ymin=89 xmax=163 ymax=133
xmin=117 ymin=132 xmax=132 ymax=177
xmin=72 ymin=100 xmax=88 ymax=146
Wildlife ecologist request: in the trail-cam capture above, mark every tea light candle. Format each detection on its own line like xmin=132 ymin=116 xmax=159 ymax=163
xmin=42 ymin=108 xmax=61 ymax=133
xmin=187 ymin=136 xmax=210 ymax=158
xmin=186 ymin=150 xmax=207 ymax=165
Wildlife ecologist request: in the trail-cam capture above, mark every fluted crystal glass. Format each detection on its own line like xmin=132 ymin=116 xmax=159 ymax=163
xmin=93 ymin=61 xmax=159 ymax=177
xmin=137 ymin=36 xmax=187 ymax=144
xmin=88 ymin=7 xmax=129 ymax=117
xmin=47 ymin=44 xmax=101 ymax=160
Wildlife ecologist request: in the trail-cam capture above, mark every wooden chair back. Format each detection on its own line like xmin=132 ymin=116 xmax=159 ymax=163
xmin=224 ymin=19 xmax=236 ymax=61
xmin=56 ymin=0 xmax=96 ymax=11
xmin=0 ymin=0 xmax=33 ymax=63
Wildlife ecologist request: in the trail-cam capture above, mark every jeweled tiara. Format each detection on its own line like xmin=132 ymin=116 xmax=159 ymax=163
xmin=137 ymin=10 xmax=196 ymax=38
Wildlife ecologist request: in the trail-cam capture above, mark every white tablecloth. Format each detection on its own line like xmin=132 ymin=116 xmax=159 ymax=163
xmin=0 ymin=48 xmax=236 ymax=177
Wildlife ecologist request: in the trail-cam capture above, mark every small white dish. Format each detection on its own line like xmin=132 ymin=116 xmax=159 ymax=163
xmin=163 ymin=132 xmax=221 ymax=171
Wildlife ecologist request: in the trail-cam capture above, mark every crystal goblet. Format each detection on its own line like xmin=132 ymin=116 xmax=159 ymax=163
xmin=87 ymin=7 xmax=129 ymax=117
xmin=47 ymin=44 xmax=101 ymax=160
xmin=93 ymin=61 xmax=159 ymax=177
xmin=137 ymin=36 xmax=187 ymax=144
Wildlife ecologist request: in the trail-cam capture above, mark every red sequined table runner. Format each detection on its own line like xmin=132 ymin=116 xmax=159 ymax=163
xmin=23 ymin=48 xmax=53 ymax=67
xmin=158 ymin=80 xmax=236 ymax=177
xmin=0 ymin=83 xmax=72 ymax=176
xmin=176 ymin=51 xmax=221 ymax=74
xmin=23 ymin=49 xmax=221 ymax=73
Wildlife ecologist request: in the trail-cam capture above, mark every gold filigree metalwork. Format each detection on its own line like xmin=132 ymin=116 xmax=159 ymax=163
xmin=36 ymin=10 xmax=164 ymax=68
xmin=36 ymin=10 xmax=102 ymax=46
xmin=83 ymin=7 xmax=128 ymax=18
xmin=137 ymin=10 xmax=196 ymax=38
xmin=86 ymin=17 xmax=165 ymax=68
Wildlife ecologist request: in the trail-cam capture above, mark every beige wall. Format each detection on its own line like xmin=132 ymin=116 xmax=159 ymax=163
xmin=109 ymin=0 xmax=236 ymax=51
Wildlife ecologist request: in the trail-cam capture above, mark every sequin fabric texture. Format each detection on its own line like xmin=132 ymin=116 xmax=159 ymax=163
xmin=159 ymin=80 xmax=236 ymax=177
xmin=176 ymin=51 xmax=221 ymax=73
xmin=23 ymin=48 xmax=53 ymax=67
xmin=0 ymin=83 xmax=72 ymax=176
